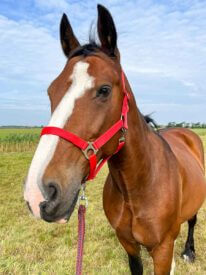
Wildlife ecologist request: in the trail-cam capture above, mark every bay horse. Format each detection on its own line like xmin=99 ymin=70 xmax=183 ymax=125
xmin=24 ymin=4 xmax=206 ymax=274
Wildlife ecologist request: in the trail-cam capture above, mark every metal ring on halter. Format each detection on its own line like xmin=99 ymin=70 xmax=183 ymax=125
xmin=119 ymin=135 xmax=126 ymax=143
xmin=77 ymin=195 xmax=88 ymax=208
xmin=120 ymin=115 xmax=127 ymax=131
xmin=82 ymin=142 xmax=98 ymax=160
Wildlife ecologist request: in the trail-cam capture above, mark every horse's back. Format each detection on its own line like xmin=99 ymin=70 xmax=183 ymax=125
xmin=159 ymin=128 xmax=204 ymax=170
xmin=159 ymin=127 xmax=206 ymax=221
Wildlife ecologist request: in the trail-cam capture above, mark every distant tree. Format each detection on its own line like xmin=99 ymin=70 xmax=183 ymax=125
xmin=184 ymin=123 xmax=190 ymax=128
xmin=175 ymin=122 xmax=185 ymax=128
xmin=167 ymin=122 xmax=176 ymax=127
xmin=166 ymin=122 xmax=206 ymax=128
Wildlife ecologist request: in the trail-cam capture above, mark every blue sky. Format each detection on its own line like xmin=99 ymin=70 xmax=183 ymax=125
xmin=0 ymin=0 xmax=206 ymax=126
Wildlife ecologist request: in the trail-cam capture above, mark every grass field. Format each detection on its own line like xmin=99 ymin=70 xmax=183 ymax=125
xmin=0 ymin=128 xmax=206 ymax=274
xmin=0 ymin=128 xmax=41 ymax=152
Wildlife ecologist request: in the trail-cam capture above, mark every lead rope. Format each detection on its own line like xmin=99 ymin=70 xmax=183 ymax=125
xmin=76 ymin=185 xmax=88 ymax=275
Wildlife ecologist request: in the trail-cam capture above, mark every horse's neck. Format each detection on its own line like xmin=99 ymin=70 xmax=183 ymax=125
xmin=108 ymin=89 xmax=154 ymax=200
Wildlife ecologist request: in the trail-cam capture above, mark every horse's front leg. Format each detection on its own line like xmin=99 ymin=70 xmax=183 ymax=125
xmin=149 ymin=235 xmax=176 ymax=275
xmin=116 ymin=233 xmax=143 ymax=275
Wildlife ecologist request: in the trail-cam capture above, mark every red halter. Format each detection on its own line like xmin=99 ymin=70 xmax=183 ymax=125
xmin=41 ymin=71 xmax=129 ymax=181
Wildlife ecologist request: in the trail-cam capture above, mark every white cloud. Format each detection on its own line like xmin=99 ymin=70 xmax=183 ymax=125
xmin=0 ymin=14 xmax=65 ymax=120
xmin=0 ymin=15 xmax=64 ymax=83
xmin=34 ymin=0 xmax=69 ymax=11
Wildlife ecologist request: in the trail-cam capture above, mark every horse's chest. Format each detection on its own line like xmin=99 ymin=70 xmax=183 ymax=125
xmin=104 ymin=195 xmax=132 ymax=233
xmin=103 ymin=180 xmax=134 ymax=239
xmin=104 ymin=199 xmax=162 ymax=248
xmin=131 ymin=217 xmax=163 ymax=247
xmin=103 ymin=177 xmax=169 ymax=248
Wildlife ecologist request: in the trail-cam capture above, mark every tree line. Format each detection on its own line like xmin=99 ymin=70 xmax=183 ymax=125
xmin=166 ymin=122 xmax=206 ymax=128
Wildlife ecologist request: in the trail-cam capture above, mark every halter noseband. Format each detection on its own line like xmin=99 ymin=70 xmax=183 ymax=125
xmin=41 ymin=71 xmax=129 ymax=181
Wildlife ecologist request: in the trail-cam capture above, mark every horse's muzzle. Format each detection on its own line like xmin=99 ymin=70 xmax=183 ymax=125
xmin=39 ymin=187 xmax=79 ymax=223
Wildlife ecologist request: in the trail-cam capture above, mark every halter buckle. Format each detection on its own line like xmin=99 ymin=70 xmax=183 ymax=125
xmin=82 ymin=142 xmax=98 ymax=160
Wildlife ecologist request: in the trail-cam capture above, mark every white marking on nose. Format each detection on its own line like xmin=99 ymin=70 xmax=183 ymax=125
xmin=24 ymin=61 xmax=94 ymax=218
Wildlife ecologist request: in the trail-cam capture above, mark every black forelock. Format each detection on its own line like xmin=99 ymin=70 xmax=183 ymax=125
xmin=69 ymin=41 xmax=101 ymax=59
xmin=69 ymin=34 xmax=116 ymax=60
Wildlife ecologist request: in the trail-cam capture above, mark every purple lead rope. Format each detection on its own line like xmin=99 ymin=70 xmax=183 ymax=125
xmin=76 ymin=205 xmax=86 ymax=275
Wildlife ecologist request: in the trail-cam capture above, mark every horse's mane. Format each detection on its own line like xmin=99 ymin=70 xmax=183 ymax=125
xmin=143 ymin=114 xmax=159 ymax=130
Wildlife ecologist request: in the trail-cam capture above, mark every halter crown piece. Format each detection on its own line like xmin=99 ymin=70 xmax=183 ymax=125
xmin=41 ymin=71 xmax=129 ymax=181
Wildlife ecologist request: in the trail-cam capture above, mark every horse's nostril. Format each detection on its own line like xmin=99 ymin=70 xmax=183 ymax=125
xmin=40 ymin=182 xmax=61 ymax=222
xmin=40 ymin=199 xmax=60 ymax=218
xmin=48 ymin=183 xmax=59 ymax=201
xmin=40 ymin=201 xmax=47 ymax=211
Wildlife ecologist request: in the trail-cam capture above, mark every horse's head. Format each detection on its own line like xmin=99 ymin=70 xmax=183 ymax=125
xmin=24 ymin=5 xmax=128 ymax=223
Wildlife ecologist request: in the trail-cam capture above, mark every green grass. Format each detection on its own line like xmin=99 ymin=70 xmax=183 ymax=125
xmin=0 ymin=128 xmax=41 ymax=138
xmin=191 ymin=128 xmax=206 ymax=137
xmin=0 ymin=128 xmax=41 ymax=152
xmin=0 ymin=130 xmax=206 ymax=274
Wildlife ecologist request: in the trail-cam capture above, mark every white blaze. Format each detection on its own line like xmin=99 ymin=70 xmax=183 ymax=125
xmin=24 ymin=61 xmax=94 ymax=217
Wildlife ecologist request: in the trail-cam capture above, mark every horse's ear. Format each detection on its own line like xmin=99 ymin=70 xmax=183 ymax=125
xmin=97 ymin=4 xmax=118 ymax=57
xmin=60 ymin=13 xmax=80 ymax=57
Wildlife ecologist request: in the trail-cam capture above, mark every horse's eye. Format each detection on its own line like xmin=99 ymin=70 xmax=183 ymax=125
xmin=96 ymin=85 xmax=111 ymax=98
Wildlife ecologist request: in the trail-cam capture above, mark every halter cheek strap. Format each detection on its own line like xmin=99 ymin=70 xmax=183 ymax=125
xmin=41 ymin=71 xmax=129 ymax=181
